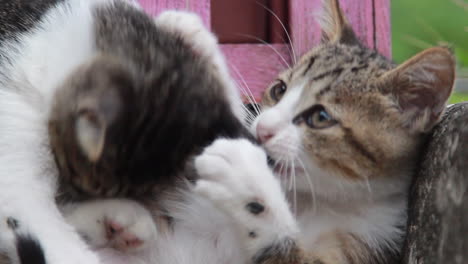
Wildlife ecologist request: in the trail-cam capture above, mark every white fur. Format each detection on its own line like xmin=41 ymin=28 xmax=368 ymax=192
xmin=64 ymin=199 xmax=157 ymax=252
xmin=0 ymin=1 xmax=133 ymax=263
xmin=193 ymin=139 xmax=298 ymax=254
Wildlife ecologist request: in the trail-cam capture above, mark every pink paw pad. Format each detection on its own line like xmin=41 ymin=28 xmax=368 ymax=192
xmin=105 ymin=219 xmax=144 ymax=251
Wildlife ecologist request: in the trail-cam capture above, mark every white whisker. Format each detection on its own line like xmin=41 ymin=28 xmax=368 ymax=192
xmin=286 ymin=156 xmax=293 ymax=191
xmin=364 ymin=176 xmax=373 ymax=201
xmin=291 ymin=157 xmax=297 ymax=215
xmin=255 ymin=1 xmax=298 ymax=64
xmin=229 ymin=63 xmax=261 ymax=116
xmin=297 ymin=157 xmax=317 ymax=215
xmin=235 ymin=33 xmax=291 ymax=68
xmin=232 ymin=78 xmax=258 ymax=121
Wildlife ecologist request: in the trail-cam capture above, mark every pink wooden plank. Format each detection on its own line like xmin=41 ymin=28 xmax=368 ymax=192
xmin=221 ymin=44 xmax=292 ymax=102
xmin=342 ymin=0 xmax=376 ymax=50
xmin=289 ymin=0 xmax=391 ymax=58
xmin=288 ymin=0 xmax=321 ymax=59
xmin=374 ymin=0 xmax=391 ymax=58
xmin=137 ymin=0 xmax=211 ymax=28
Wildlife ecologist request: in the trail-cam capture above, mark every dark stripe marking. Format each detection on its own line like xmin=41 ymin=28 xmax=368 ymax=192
xmin=343 ymin=127 xmax=377 ymax=164
xmin=351 ymin=63 xmax=368 ymax=73
xmin=329 ymin=159 xmax=361 ymax=179
xmin=302 ymin=57 xmax=316 ymax=77
xmin=315 ymin=85 xmax=332 ymax=100
xmin=311 ymin=68 xmax=343 ymax=82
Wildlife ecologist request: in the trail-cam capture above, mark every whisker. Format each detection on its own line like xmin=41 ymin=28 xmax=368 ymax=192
xmin=235 ymin=33 xmax=292 ymax=68
xmin=232 ymin=78 xmax=258 ymax=122
xmin=230 ymin=70 xmax=262 ymax=117
xmin=229 ymin=63 xmax=261 ymax=116
xmin=228 ymin=62 xmax=260 ymax=112
xmin=297 ymin=157 xmax=317 ymax=214
xmin=364 ymin=176 xmax=373 ymax=200
xmin=240 ymin=103 xmax=256 ymax=120
xmin=286 ymin=156 xmax=293 ymax=191
xmin=291 ymin=157 xmax=297 ymax=215
xmin=255 ymin=1 xmax=298 ymax=64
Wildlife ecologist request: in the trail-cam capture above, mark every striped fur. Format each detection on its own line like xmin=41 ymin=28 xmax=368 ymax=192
xmin=250 ymin=0 xmax=455 ymax=263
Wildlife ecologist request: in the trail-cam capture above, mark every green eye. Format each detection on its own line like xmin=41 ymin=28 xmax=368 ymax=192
xmin=294 ymin=105 xmax=337 ymax=129
xmin=270 ymin=80 xmax=287 ymax=102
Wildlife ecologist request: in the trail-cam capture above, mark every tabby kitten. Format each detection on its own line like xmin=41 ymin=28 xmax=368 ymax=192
xmin=60 ymin=1 xmax=455 ymax=264
xmin=246 ymin=0 xmax=455 ymax=262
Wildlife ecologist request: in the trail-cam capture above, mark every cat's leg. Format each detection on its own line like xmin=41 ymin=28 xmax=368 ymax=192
xmin=193 ymin=138 xmax=299 ymax=261
xmin=63 ymin=199 xmax=157 ymax=253
xmin=154 ymin=11 xmax=245 ymax=122
xmin=0 ymin=193 xmax=101 ymax=264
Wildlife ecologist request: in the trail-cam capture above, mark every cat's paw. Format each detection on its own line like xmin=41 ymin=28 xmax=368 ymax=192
xmin=65 ymin=199 xmax=157 ymax=253
xmin=155 ymin=11 xmax=245 ymax=122
xmin=155 ymin=11 xmax=218 ymax=54
xmin=102 ymin=216 xmax=147 ymax=252
xmin=194 ymin=139 xmax=271 ymax=206
xmin=194 ymin=139 xmax=297 ymax=251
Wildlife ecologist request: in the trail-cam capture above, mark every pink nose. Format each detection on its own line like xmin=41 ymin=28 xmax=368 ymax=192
xmin=256 ymin=123 xmax=275 ymax=143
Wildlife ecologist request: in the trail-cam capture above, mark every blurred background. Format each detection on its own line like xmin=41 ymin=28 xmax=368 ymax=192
xmin=392 ymin=0 xmax=468 ymax=103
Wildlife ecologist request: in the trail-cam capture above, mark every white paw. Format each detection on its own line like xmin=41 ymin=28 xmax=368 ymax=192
xmin=194 ymin=139 xmax=297 ymax=249
xmin=194 ymin=139 xmax=270 ymax=208
xmin=65 ymin=199 xmax=157 ymax=253
xmin=155 ymin=11 xmax=245 ymax=123
xmin=155 ymin=10 xmax=218 ymax=53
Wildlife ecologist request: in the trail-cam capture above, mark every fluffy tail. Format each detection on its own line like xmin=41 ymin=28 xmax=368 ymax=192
xmin=6 ymin=217 xmax=46 ymax=264
xmin=15 ymin=235 xmax=46 ymax=264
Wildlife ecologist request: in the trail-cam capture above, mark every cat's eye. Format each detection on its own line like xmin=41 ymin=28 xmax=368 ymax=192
xmin=270 ymin=80 xmax=287 ymax=102
xmin=294 ymin=105 xmax=337 ymax=129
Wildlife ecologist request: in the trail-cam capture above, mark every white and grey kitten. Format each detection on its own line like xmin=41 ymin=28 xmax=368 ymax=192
xmin=0 ymin=0 xmax=250 ymax=263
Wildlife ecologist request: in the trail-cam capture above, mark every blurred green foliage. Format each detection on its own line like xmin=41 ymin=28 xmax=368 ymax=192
xmin=392 ymin=0 xmax=467 ymax=104
xmin=449 ymin=92 xmax=468 ymax=104
xmin=391 ymin=0 xmax=468 ymax=73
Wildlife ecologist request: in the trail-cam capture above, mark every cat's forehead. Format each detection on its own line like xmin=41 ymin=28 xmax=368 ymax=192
xmin=284 ymin=43 xmax=394 ymax=95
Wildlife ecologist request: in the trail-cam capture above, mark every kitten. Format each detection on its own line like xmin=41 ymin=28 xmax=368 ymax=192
xmin=246 ymin=0 xmax=455 ymax=262
xmin=0 ymin=0 xmax=249 ymax=263
xmin=60 ymin=1 xmax=456 ymax=264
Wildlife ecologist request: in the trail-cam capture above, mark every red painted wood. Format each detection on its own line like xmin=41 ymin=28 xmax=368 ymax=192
xmin=289 ymin=0 xmax=321 ymax=59
xmin=220 ymin=44 xmax=292 ymax=101
xmin=289 ymin=0 xmax=391 ymax=58
xmin=374 ymin=0 xmax=392 ymax=58
xmin=137 ymin=0 xmax=211 ymax=28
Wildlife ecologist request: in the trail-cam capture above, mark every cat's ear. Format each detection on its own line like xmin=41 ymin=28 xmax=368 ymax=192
xmin=379 ymin=47 xmax=455 ymax=133
xmin=319 ymin=0 xmax=359 ymax=45
xmin=75 ymin=90 xmax=121 ymax=162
